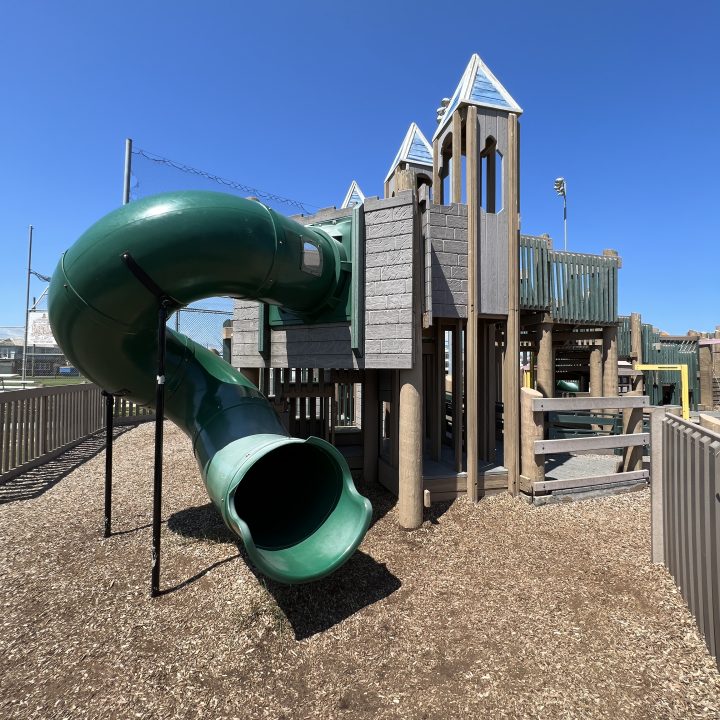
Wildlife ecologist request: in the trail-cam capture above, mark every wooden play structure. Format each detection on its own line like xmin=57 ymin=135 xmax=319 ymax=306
xmin=230 ymin=53 xmax=644 ymax=522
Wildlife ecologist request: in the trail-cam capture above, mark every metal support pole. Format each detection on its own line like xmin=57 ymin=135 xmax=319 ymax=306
xmin=103 ymin=391 xmax=115 ymax=538
xmin=151 ymin=299 xmax=169 ymax=597
xmin=123 ymin=138 xmax=133 ymax=205
xmin=563 ymin=193 xmax=567 ymax=252
xmin=22 ymin=225 xmax=33 ymax=384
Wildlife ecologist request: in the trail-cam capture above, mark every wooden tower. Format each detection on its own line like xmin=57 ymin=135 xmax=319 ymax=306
xmin=431 ymin=54 xmax=522 ymax=497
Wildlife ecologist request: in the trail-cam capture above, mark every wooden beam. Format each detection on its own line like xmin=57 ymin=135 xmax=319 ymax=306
xmin=536 ymin=321 xmax=554 ymax=397
xmin=432 ymin=139 xmax=442 ymax=204
xmin=602 ymin=324 xmax=619 ymax=397
xmin=398 ymin=192 xmax=424 ymax=529
xmin=451 ymin=111 xmax=462 ymax=204
xmin=466 ymin=105 xmax=479 ymax=502
xmin=432 ymin=321 xmax=443 ymax=461
xmin=453 ymin=319 xmax=463 ymax=473
xmin=533 ymin=395 xmax=649 ymax=412
xmin=503 ymin=112 xmax=521 ymax=495
xmin=533 ymin=470 xmax=649 ymax=493
xmin=534 ymin=433 xmax=649 ymax=455
xmin=520 ymin=387 xmax=544 ymax=483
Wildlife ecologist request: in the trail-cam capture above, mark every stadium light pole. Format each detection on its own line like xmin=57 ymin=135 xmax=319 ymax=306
xmin=21 ymin=225 xmax=34 ymax=385
xmin=554 ymin=177 xmax=567 ymax=251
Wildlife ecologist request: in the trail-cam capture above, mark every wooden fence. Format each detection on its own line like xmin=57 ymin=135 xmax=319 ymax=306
xmin=651 ymin=411 xmax=720 ymax=669
xmin=0 ymin=384 xmax=153 ymax=481
xmin=520 ymin=388 xmax=650 ymax=497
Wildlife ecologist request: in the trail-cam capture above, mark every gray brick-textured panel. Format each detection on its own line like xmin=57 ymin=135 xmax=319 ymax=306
xmin=427 ymin=202 xmax=468 ymax=318
xmin=232 ymin=192 xmax=415 ymax=370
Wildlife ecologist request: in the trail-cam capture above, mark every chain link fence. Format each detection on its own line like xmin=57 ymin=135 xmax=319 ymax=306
xmin=129 ymin=147 xmax=320 ymax=355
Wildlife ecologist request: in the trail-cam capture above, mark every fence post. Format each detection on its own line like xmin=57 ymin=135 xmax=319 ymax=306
xmin=622 ymin=390 xmax=644 ymax=472
xmin=650 ymin=406 xmax=666 ymax=564
xmin=520 ymin=387 xmax=544 ymax=493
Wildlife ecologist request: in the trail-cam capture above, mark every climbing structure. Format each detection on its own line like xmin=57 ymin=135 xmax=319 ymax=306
xmin=232 ymin=53 xmax=625 ymax=518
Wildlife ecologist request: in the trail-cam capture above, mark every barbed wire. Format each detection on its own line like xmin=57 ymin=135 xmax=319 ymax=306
xmin=132 ymin=148 xmax=316 ymax=214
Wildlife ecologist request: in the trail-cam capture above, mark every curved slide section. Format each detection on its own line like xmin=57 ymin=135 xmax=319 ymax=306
xmin=48 ymin=191 xmax=372 ymax=584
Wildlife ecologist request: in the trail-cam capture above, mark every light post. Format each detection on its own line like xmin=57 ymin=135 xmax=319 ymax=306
xmin=554 ymin=177 xmax=567 ymax=251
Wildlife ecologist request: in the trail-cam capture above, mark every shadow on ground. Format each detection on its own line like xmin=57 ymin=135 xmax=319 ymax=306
xmin=167 ymin=500 xmax=401 ymax=640
xmin=0 ymin=426 xmax=133 ymax=505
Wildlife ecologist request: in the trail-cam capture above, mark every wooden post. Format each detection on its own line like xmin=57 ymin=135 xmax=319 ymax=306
xmin=432 ymin=139 xmax=442 ymax=204
xmin=503 ymin=113 xmax=521 ymax=494
xmin=520 ymin=387 xmax=544 ymax=492
xmin=630 ymin=312 xmax=642 ymax=362
xmin=398 ymin=192 xmax=423 ymax=529
xmin=590 ymin=344 xmax=602 ymax=395
xmin=465 ymin=105 xmax=479 ymax=501
xmin=622 ymin=390 xmax=644 ymax=472
xmin=394 ymin=167 xmax=415 ymax=193
xmin=453 ymin=319 xmax=463 ymax=472
xmin=362 ymin=370 xmax=379 ymax=485
xmin=699 ymin=344 xmax=713 ymax=410
xmin=451 ymin=111 xmax=462 ymax=204
xmin=650 ymin=406 xmax=666 ymax=564
xmin=485 ymin=323 xmax=497 ymax=462
xmin=536 ymin=321 xmax=554 ymax=398
xmin=602 ymin=325 xmax=618 ymax=397
xmin=432 ymin=321 xmax=443 ymax=461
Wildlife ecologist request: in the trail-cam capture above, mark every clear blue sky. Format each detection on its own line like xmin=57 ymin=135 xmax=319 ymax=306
xmin=1 ymin=0 xmax=718 ymax=334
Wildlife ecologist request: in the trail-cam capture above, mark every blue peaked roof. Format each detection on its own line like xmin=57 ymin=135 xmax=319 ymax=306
xmin=385 ymin=122 xmax=433 ymax=182
xmin=433 ymin=54 xmax=522 ymax=141
xmin=341 ymin=180 xmax=365 ymax=208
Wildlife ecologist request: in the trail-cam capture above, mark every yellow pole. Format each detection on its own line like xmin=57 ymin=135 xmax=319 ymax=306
xmin=680 ymin=364 xmax=689 ymax=420
xmin=635 ymin=364 xmax=690 ymax=420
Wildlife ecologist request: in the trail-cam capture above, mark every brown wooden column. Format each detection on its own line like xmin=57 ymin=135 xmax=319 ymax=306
xmin=398 ymin=191 xmax=423 ymax=529
xmin=589 ymin=345 xmax=603 ymax=395
xmin=362 ymin=370 xmax=378 ymax=485
xmin=602 ymin=325 xmax=619 ymax=397
xmin=453 ymin=319 xmax=464 ymax=472
xmin=502 ymin=113 xmax=520 ymax=494
xmin=451 ymin=112 xmax=463 ymax=204
xmin=432 ymin=321 xmax=443 ymax=461
xmin=536 ymin=321 xmax=554 ymax=398
xmin=465 ymin=105 xmax=479 ymax=501
xmin=699 ymin=344 xmax=713 ymax=410
xmin=630 ymin=312 xmax=642 ymax=363
xmin=432 ymin=139 xmax=442 ymax=204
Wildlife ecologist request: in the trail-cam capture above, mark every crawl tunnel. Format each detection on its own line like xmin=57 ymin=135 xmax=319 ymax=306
xmin=48 ymin=191 xmax=372 ymax=583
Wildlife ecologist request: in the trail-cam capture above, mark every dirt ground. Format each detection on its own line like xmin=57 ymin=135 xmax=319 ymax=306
xmin=1 ymin=422 xmax=718 ymax=720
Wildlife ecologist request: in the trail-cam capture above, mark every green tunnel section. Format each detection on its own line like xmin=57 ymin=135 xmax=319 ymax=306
xmin=48 ymin=191 xmax=372 ymax=584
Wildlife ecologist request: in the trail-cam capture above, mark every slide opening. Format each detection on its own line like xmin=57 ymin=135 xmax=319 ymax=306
xmin=233 ymin=442 xmax=343 ymax=551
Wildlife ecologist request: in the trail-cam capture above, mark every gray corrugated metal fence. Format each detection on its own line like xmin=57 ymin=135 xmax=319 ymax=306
xmin=0 ymin=385 xmax=154 ymax=481
xmin=653 ymin=412 xmax=720 ymax=668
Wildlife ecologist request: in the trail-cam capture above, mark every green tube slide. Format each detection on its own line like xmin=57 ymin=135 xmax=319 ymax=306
xmin=48 ymin=191 xmax=372 ymax=584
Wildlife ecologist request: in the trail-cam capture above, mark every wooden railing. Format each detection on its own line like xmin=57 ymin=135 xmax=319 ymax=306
xmin=519 ymin=235 xmax=550 ymax=310
xmin=520 ymin=388 xmax=649 ymax=496
xmin=0 ymin=384 xmax=153 ymax=481
xmin=519 ymin=236 xmax=619 ymax=324
xmin=651 ymin=412 xmax=720 ymax=669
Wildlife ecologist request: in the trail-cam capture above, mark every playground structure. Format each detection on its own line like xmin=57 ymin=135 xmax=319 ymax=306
xmin=233 ymin=53 xmax=643 ymax=516
xmin=42 ymin=52 xmax=714 ymax=586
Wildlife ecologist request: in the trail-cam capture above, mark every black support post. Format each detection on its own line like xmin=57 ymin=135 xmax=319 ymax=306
xmin=151 ymin=299 xmax=170 ymax=597
xmin=102 ymin=391 xmax=115 ymax=538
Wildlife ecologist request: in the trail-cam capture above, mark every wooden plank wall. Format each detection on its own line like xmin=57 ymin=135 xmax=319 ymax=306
xmin=661 ymin=415 xmax=720 ymax=669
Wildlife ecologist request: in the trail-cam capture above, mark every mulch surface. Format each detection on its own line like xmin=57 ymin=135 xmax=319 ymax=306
xmin=1 ymin=422 xmax=718 ymax=719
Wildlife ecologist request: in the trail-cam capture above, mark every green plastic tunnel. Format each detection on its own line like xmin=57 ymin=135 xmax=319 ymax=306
xmin=48 ymin=190 xmax=372 ymax=584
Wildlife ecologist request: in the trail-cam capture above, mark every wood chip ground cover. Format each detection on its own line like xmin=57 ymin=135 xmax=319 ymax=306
xmin=1 ymin=422 xmax=718 ymax=719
